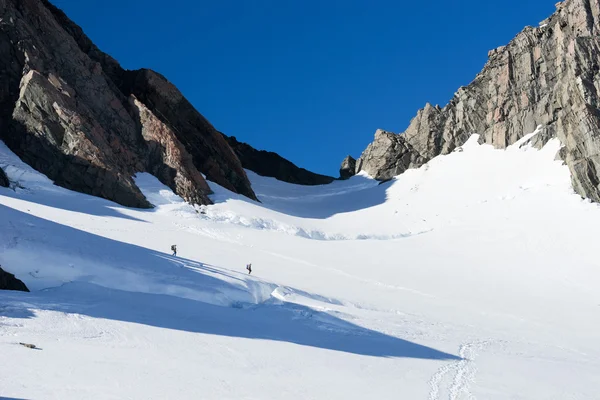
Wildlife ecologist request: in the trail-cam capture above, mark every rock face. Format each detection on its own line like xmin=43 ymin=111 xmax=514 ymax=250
xmin=355 ymin=129 xmax=425 ymax=180
xmin=357 ymin=0 xmax=600 ymax=202
xmin=0 ymin=0 xmax=257 ymax=207
xmin=0 ymin=266 xmax=29 ymax=292
xmin=339 ymin=155 xmax=356 ymax=179
xmin=0 ymin=167 xmax=8 ymax=187
xmin=122 ymin=70 xmax=256 ymax=200
xmin=225 ymin=136 xmax=335 ymax=186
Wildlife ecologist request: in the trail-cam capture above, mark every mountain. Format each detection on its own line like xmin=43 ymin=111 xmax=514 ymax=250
xmin=2 ymin=1 xmax=600 ymax=397
xmin=2 ymin=128 xmax=600 ymax=398
xmin=225 ymin=135 xmax=335 ymax=186
xmin=0 ymin=0 xmax=331 ymax=208
xmin=1 ymin=0 xmax=241 ymax=207
xmin=355 ymin=0 xmax=600 ymax=202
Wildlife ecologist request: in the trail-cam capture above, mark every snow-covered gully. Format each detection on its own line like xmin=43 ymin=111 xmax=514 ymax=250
xmin=2 ymin=133 xmax=600 ymax=399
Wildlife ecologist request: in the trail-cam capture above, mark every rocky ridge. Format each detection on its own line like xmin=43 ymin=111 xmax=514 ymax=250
xmin=0 ymin=0 xmax=258 ymax=207
xmin=356 ymin=0 xmax=600 ymax=202
xmin=225 ymin=136 xmax=335 ymax=186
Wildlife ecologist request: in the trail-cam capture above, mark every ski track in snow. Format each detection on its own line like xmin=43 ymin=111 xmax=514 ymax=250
xmin=428 ymin=340 xmax=496 ymax=400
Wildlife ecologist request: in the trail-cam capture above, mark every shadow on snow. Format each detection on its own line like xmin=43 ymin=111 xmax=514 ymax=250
xmin=0 ymin=285 xmax=459 ymax=360
xmin=0 ymin=205 xmax=458 ymax=360
xmin=210 ymin=173 xmax=392 ymax=219
xmin=0 ymin=185 xmax=144 ymax=222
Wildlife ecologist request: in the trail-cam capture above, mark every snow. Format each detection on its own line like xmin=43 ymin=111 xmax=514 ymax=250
xmin=1 ymin=132 xmax=600 ymax=399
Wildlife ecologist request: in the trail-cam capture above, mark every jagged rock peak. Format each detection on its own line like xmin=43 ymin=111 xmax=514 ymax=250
xmin=339 ymin=155 xmax=356 ymax=180
xmin=356 ymin=0 xmax=600 ymax=202
xmin=0 ymin=0 xmax=257 ymax=207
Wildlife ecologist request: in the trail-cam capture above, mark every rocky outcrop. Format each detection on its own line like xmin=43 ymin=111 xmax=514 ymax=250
xmin=123 ymin=70 xmax=256 ymax=200
xmin=225 ymin=136 xmax=335 ymax=186
xmin=0 ymin=0 xmax=257 ymax=207
xmin=339 ymin=155 xmax=356 ymax=179
xmin=356 ymin=0 xmax=600 ymax=202
xmin=0 ymin=167 xmax=8 ymax=187
xmin=130 ymin=95 xmax=212 ymax=205
xmin=356 ymin=129 xmax=426 ymax=181
xmin=0 ymin=265 xmax=29 ymax=292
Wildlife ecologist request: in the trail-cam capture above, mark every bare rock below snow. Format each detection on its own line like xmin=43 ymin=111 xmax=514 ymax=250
xmin=0 ymin=265 xmax=29 ymax=292
xmin=0 ymin=0 xmax=258 ymax=207
xmin=356 ymin=0 xmax=600 ymax=202
xmin=0 ymin=167 xmax=8 ymax=187
xmin=225 ymin=136 xmax=336 ymax=186
xmin=339 ymin=155 xmax=356 ymax=180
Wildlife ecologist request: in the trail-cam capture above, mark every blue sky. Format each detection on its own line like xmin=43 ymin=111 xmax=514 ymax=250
xmin=52 ymin=0 xmax=556 ymax=176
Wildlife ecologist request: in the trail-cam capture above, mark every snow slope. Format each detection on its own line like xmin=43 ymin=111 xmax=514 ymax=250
xmin=1 ymin=132 xmax=599 ymax=399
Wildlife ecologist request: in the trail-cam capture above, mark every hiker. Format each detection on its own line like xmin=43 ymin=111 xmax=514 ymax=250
xmin=246 ymin=263 xmax=252 ymax=275
xmin=171 ymin=244 xmax=177 ymax=256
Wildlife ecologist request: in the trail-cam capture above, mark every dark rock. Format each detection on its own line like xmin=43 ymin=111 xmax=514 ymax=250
xmin=339 ymin=156 xmax=356 ymax=179
xmin=0 ymin=167 xmax=8 ymax=187
xmin=0 ymin=0 xmax=257 ymax=207
xmin=0 ymin=266 xmax=29 ymax=292
xmin=356 ymin=0 xmax=600 ymax=203
xmin=225 ymin=136 xmax=335 ymax=186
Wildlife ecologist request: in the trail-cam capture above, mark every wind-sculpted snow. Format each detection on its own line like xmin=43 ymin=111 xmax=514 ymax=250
xmin=2 ymin=128 xmax=600 ymax=399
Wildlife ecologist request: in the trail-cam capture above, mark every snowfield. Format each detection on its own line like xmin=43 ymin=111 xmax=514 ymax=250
xmin=1 ymin=132 xmax=600 ymax=399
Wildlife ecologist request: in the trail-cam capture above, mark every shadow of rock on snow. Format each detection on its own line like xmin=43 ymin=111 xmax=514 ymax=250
xmin=0 ymin=205 xmax=458 ymax=360
xmin=0 ymin=204 xmax=250 ymax=298
xmin=0 ymin=183 xmax=144 ymax=222
xmin=0 ymin=397 xmax=31 ymax=400
xmin=0 ymin=284 xmax=459 ymax=360
xmin=210 ymin=173 xmax=392 ymax=219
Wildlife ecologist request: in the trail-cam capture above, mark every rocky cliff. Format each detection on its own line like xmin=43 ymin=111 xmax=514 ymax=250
xmin=0 ymin=0 xmax=258 ymax=207
xmin=356 ymin=0 xmax=600 ymax=202
xmin=225 ymin=136 xmax=335 ymax=185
